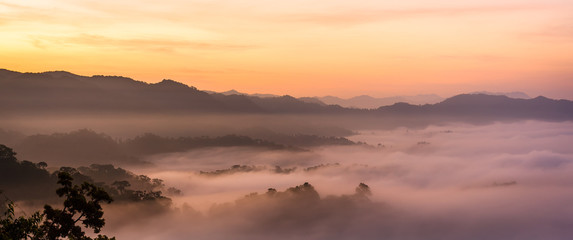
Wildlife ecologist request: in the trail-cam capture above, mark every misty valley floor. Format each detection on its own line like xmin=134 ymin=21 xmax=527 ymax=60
xmin=96 ymin=120 xmax=573 ymax=240
xmin=1 ymin=120 xmax=572 ymax=239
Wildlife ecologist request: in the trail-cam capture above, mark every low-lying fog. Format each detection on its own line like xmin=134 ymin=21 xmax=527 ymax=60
xmin=106 ymin=120 xmax=573 ymax=240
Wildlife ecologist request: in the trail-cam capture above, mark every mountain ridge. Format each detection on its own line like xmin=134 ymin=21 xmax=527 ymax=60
xmin=1 ymin=69 xmax=572 ymax=123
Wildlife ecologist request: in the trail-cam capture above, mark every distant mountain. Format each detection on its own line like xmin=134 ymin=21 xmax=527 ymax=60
xmin=315 ymin=92 xmax=530 ymax=109
xmin=220 ymin=89 xmax=243 ymax=95
xmin=1 ymin=69 xmax=572 ymax=124
xmin=376 ymin=94 xmax=573 ymax=121
xmin=314 ymin=94 xmax=444 ymax=109
xmin=212 ymin=89 xmax=327 ymax=105
xmin=0 ymin=69 xmax=333 ymax=114
xmin=217 ymin=89 xmax=281 ymax=98
xmin=210 ymin=89 xmax=445 ymax=109
xmin=297 ymin=97 xmax=327 ymax=106
xmin=0 ymin=69 xmax=233 ymax=113
xmin=252 ymin=93 xmax=282 ymax=98
xmin=469 ymin=91 xmax=531 ymax=99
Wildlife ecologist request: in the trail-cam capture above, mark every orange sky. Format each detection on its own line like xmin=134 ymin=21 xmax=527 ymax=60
xmin=1 ymin=0 xmax=572 ymax=99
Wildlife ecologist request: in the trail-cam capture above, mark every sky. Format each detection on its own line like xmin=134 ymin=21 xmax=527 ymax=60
xmin=1 ymin=0 xmax=572 ymax=99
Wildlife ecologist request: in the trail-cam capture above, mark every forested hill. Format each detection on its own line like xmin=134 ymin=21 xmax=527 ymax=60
xmin=0 ymin=69 xmax=340 ymax=114
xmin=1 ymin=69 xmax=572 ymax=121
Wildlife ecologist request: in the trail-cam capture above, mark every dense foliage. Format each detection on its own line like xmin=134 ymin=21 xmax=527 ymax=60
xmin=1 ymin=172 xmax=115 ymax=240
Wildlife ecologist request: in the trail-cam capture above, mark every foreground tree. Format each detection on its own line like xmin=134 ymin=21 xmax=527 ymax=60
xmin=0 ymin=202 xmax=43 ymax=239
xmin=43 ymin=172 xmax=114 ymax=240
xmin=1 ymin=171 xmax=115 ymax=240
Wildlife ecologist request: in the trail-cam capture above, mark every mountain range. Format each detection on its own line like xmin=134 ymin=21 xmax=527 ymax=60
xmin=312 ymin=94 xmax=444 ymax=109
xmin=1 ymin=69 xmax=572 ymax=123
xmin=213 ymin=89 xmax=531 ymax=109
xmin=212 ymin=89 xmax=445 ymax=108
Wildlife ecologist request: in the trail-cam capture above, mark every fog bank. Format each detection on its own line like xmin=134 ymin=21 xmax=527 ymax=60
xmin=99 ymin=121 xmax=573 ymax=239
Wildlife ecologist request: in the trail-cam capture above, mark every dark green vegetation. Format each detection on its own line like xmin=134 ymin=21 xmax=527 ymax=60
xmin=0 ymin=144 xmax=181 ymax=239
xmin=1 ymin=168 xmax=115 ymax=239
xmin=1 ymin=172 xmax=115 ymax=239
xmin=0 ymin=144 xmax=175 ymax=204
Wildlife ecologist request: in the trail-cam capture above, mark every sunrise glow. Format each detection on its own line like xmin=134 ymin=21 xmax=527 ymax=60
xmin=1 ymin=0 xmax=572 ymax=98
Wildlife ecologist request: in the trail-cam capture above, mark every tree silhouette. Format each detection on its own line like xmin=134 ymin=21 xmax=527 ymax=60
xmin=0 ymin=203 xmax=43 ymax=239
xmin=0 ymin=171 xmax=115 ymax=240
xmin=355 ymin=183 xmax=372 ymax=197
xmin=37 ymin=162 xmax=48 ymax=169
xmin=43 ymin=172 xmax=113 ymax=239
xmin=112 ymin=181 xmax=131 ymax=194
xmin=0 ymin=144 xmax=17 ymax=162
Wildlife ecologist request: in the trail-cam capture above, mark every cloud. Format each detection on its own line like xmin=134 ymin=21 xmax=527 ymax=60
xmin=0 ymin=2 xmax=37 ymax=11
xmin=30 ymin=34 xmax=256 ymax=52
xmin=279 ymin=5 xmax=547 ymax=26
xmin=0 ymin=2 xmax=90 ymax=27
xmin=90 ymin=120 xmax=573 ymax=239
xmin=436 ymin=54 xmax=509 ymax=62
xmin=5 ymin=119 xmax=573 ymax=239
xmin=522 ymin=23 xmax=573 ymax=41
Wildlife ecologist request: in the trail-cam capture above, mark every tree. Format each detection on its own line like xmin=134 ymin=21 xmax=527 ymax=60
xmin=37 ymin=162 xmax=48 ymax=169
xmin=43 ymin=172 xmax=114 ymax=239
xmin=354 ymin=182 xmax=372 ymax=199
xmin=111 ymin=181 xmax=131 ymax=194
xmin=0 ymin=144 xmax=18 ymax=162
xmin=0 ymin=202 xmax=43 ymax=240
xmin=0 ymin=172 xmax=115 ymax=240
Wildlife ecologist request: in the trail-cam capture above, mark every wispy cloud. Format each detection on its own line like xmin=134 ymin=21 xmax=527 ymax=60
xmin=0 ymin=2 xmax=53 ymax=23
xmin=523 ymin=23 xmax=573 ymax=40
xmin=30 ymin=34 xmax=256 ymax=52
xmin=0 ymin=2 xmax=110 ymax=29
xmin=0 ymin=2 xmax=34 ymax=11
xmin=280 ymin=5 xmax=548 ymax=26
xmin=436 ymin=54 xmax=509 ymax=62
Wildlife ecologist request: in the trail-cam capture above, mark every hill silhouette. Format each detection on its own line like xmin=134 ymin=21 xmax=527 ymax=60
xmin=9 ymin=129 xmax=359 ymax=167
xmin=1 ymin=69 xmax=572 ymax=123
xmin=375 ymin=94 xmax=573 ymax=121
xmin=315 ymin=94 xmax=444 ymax=109
xmin=0 ymin=69 xmax=337 ymax=114
xmin=469 ymin=91 xmax=530 ymax=99
xmin=0 ymin=144 xmax=174 ymax=202
xmin=0 ymin=69 xmax=242 ymax=114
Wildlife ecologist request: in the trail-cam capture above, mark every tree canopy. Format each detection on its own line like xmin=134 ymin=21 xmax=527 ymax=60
xmin=1 ymin=171 xmax=115 ymax=240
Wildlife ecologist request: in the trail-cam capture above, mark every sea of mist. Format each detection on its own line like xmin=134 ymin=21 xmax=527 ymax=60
xmin=101 ymin=120 xmax=573 ymax=240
